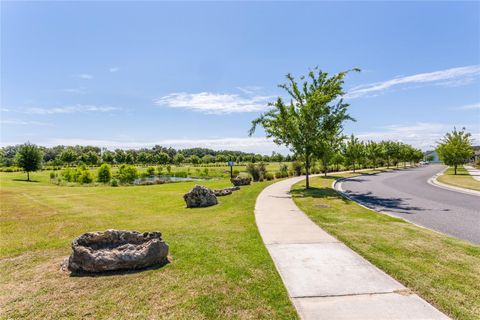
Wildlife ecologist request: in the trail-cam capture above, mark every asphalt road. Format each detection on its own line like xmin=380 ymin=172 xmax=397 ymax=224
xmin=336 ymin=165 xmax=480 ymax=244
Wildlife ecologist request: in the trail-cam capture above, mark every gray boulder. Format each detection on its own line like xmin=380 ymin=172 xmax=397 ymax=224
xmin=231 ymin=176 xmax=252 ymax=186
xmin=213 ymin=186 xmax=240 ymax=196
xmin=67 ymin=230 xmax=169 ymax=273
xmin=184 ymin=185 xmax=218 ymax=208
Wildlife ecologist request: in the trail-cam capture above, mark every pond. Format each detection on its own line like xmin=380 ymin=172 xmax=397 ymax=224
xmin=134 ymin=175 xmax=207 ymax=185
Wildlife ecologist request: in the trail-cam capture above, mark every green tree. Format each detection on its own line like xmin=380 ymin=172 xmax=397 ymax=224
xmin=15 ymin=142 xmax=43 ymax=181
xmin=97 ymin=164 xmax=112 ymax=183
xmin=365 ymin=141 xmax=382 ymax=169
xmin=343 ymin=135 xmax=363 ymax=172
xmin=155 ymin=152 xmax=170 ymax=165
xmin=250 ymin=67 xmax=359 ymax=188
xmin=173 ymin=153 xmax=185 ymax=165
xmin=189 ymin=155 xmax=200 ymax=165
xmin=60 ymin=147 xmax=77 ymax=166
xmin=437 ymin=127 xmax=473 ymax=175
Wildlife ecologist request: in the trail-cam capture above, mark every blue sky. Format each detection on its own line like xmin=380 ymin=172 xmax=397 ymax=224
xmin=1 ymin=1 xmax=479 ymax=154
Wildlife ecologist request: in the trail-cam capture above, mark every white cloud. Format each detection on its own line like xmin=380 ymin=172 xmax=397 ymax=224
xmin=0 ymin=108 xmax=9 ymax=112
xmin=63 ymin=87 xmax=86 ymax=94
xmin=356 ymin=122 xmax=480 ymax=150
xmin=346 ymin=65 xmax=480 ymax=99
xmin=23 ymin=104 xmax=119 ymax=115
xmin=0 ymin=119 xmax=52 ymax=126
xmin=72 ymin=73 xmax=93 ymax=80
xmin=109 ymin=67 xmax=119 ymax=73
xmin=18 ymin=137 xmax=289 ymax=155
xmin=456 ymin=102 xmax=480 ymax=110
xmin=154 ymin=91 xmax=274 ymax=114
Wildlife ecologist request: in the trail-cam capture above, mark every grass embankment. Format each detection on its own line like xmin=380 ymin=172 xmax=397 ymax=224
xmin=0 ymin=171 xmax=297 ymax=319
xmin=437 ymin=166 xmax=480 ymax=192
xmin=292 ymin=172 xmax=480 ymax=320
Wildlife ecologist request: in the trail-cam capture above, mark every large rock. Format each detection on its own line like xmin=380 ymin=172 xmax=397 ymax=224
xmin=213 ymin=186 xmax=240 ymax=197
xmin=184 ymin=185 xmax=218 ymax=208
xmin=67 ymin=230 xmax=169 ymax=273
xmin=231 ymin=176 xmax=252 ymax=186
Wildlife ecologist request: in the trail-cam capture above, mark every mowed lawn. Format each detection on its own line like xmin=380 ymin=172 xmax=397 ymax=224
xmin=0 ymin=171 xmax=297 ymax=319
xmin=292 ymin=173 xmax=480 ymax=320
xmin=437 ymin=166 xmax=480 ymax=192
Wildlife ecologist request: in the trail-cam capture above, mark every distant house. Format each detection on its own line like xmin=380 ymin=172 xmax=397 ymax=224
xmin=424 ymin=150 xmax=441 ymax=163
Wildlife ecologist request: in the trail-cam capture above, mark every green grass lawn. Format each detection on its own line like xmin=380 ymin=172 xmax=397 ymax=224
xmin=437 ymin=166 xmax=480 ymax=192
xmin=291 ymin=172 xmax=480 ymax=320
xmin=0 ymin=171 xmax=297 ymax=319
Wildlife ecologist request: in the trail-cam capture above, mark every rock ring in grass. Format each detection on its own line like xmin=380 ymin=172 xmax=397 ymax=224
xmin=67 ymin=230 xmax=169 ymax=273
xmin=231 ymin=176 xmax=251 ymax=186
xmin=184 ymin=185 xmax=218 ymax=208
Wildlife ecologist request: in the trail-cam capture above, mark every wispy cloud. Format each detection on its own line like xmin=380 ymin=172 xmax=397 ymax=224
xmin=0 ymin=108 xmax=9 ymax=112
xmin=72 ymin=73 xmax=93 ymax=80
xmin=356 ymin=122 xmax=480 ymax=150
xmin=456 ymin=102 xmax=480 ymax=110
xmin=347 ymin=65 xmax=480 ymax=98
xmin=63 ymin=87 xmax=86 ymax=94
xmin=23 ymin=104 xmax=119 ymax=115
xmin=154 ymin=90 xmax=274 ymax=114
xmin=0 ymin=119 xmax=52 ymax=126
xmin=109 ymin=67 xmax=119 ymax=73
xmin=22 ymin=137 xmax=289 ymax=155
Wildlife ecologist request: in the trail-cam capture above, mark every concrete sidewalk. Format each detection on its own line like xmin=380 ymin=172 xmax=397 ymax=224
xmin=255 ymin=175 xmax=449 ymax=320
xmin=464 ymin=165 xmax=480 ymax=182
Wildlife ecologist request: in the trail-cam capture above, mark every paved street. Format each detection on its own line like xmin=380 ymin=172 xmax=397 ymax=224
xmin=336 ymin=165 xmax=480 ymax=244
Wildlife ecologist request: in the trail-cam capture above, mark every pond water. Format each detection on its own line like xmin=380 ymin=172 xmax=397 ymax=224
xmin=134 ymin=175 xmax=207 ymax=185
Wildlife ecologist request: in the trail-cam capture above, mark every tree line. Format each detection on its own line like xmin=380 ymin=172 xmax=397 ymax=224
xmin=0 ymin=144 xmax=291 ymax=168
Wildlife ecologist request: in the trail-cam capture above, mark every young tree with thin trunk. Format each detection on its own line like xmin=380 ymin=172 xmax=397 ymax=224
xmin=249 ymin=67 xmax=359 ymax=189
xmin=15 ymin=142 xmax=43 ymax=181
xmin=343 ymin=134 xmax=363 ymax=173
xmin=437 ymin=127 xmax=473 ymax=175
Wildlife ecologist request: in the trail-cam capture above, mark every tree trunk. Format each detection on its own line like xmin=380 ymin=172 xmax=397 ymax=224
xmin=352 ymin=162 xmax=356 ymax=173
xmin=305 ymin=155 xmax=310 ymax=189
xmin=27 ymin=171 xmax=30 ymax=181
xmin=454 ymin=164 xmax=457 ymax=175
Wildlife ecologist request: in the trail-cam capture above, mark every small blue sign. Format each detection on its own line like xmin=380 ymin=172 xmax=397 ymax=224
xmin=228 ymin=161 xmax=234 ymax=167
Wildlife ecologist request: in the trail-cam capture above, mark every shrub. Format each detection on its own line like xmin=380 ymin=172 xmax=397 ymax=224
xmin=265 ymin=172 xmax=274 ymax=180
xmin=174 ymin=171 xmax=188 ymax=178
xmin=166 ymin=165 xmax=171 ymax=174
xmin=97 ymin=164 xmax=112 ymax=183
xmin=291 ymin=161 xmax=303 ymax=176
xmin=246 ymin=162 xmax=267 ymax=181
xmin=157 ymin=166 xmax=163 ymax=175
xmin=232 ymin=169 xmax=240 ymax=177
xmin=61 ymin=167 xmax=74 ymax=182
xmin=49 ymin=172 xmax=57 ymax=180
xmin=117 ymin=164 xmax=138 ymax=183
xmin=146 ymin=166 xmax=155 ymax=176
xmin=111 ymin=178 xmax=119 ymax=187
xmin=78 ymin=170 xmax=94 ymax=184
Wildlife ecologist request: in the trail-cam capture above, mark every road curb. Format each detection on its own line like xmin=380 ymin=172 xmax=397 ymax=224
xmin=428 ymin=168 xmax=480 ymax=197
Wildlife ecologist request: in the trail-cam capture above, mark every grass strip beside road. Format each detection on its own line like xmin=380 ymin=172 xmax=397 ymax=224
xmin=437 ymin=166 xmax=480 ymax=192
xmin=292 ymin=172 xmax=480 ymax=320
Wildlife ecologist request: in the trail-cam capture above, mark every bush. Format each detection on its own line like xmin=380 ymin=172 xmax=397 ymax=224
xmin=157 ymin=166 xmax=163 ymax=175
xmin=246 ymin=162 xmax=267 ymax=181
xmin=117 ymin=164 xmax=138 ymax=183
xmin=49 ymin=172 xmax=57 ymax=180
xmin=61 ymin=167 xmax=75 ymax=182
xmin=146 ymin=166 xmax=155 ymax=176
xmin=97 ymin=164 xmax=112 ymax=183
xmin=111 ymin=178 xmax=119 ymax=187
xmin=232 ymin=169 xmax=240 ymax=177
xmin=292 ymin=161 xmax=303 ymax=176
xmin=78 ymin=170 xmax=94 ymax=184
xmin=265 ymin=172 xmax=274 ymax=180
xmin=174 ymin=171 xmax=188 ymax=178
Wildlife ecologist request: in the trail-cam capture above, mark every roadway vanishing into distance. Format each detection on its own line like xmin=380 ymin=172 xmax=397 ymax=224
xmin=335 ymin=165 xmax=480 ymax=244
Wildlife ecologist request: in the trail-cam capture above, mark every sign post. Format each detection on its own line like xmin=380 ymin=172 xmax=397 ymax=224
xmin=228 ymin=161 xmax=234 ymax=178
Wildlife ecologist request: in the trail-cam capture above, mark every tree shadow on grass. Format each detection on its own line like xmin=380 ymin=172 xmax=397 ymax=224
xmin=290 ymin=186 xmax=350 ymax=204
xmin=12 ymin=179 xmax=40 ymax=183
